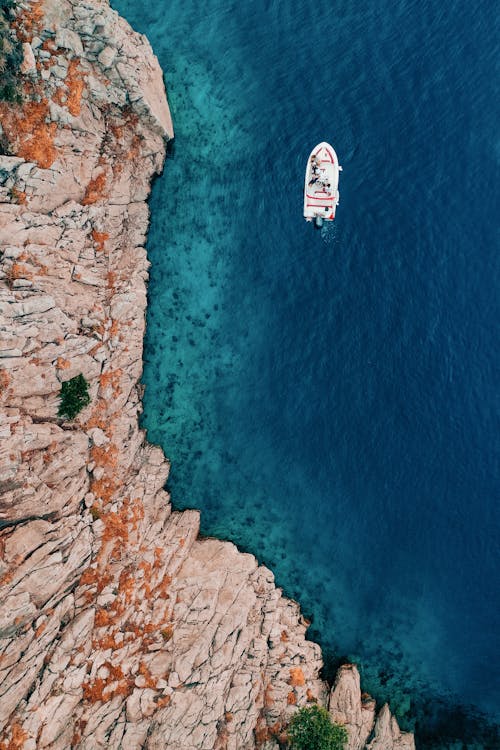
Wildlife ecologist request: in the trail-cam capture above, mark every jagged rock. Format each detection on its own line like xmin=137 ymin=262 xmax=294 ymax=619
xmin=55 ymin=27 xmax=84 ymax=56
xmin=329 ymin=664 xmax=376 ymax=750
xmin=98 ymin=45 xmax=117 ymax=68
xmin=20 ymin=43 xmax=36 ymax=75
xmin=367 ymin=704 xmax=415 ymax=750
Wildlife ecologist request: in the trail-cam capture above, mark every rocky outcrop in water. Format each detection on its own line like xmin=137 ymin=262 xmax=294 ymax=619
xmin=328 ymin=665 xmax=414 ymax=750
xmin=0 ymin=2 xmax=414 ymax=748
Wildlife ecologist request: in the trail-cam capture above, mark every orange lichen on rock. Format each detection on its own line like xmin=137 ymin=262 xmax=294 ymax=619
xmin=65 ymin=59 xmax=85 ymax=116
xmin=56 ymin=357 xmax=71 ymax=370
xmin=156 ymin=572 xmax=172 ymax=600
xmin=289 ymin=667 xmax=305 ymax=687
xmin=92 ymin=632 xmax=118 ymax=651
xmin=269 ymin=721 xmax=285 ymax=739
xmin=126 ymin=133 xmax=142 ymax=160
xmin=109 ymin=319 xmax=120 ymax=338
xmin=155 ymin=695 xmax=171 ymax=708
xmin=109 ymin=123 xmax=123 ymax=140
xmin=138 ymin=662 xmax=157 ymax=689
xmin=129 ymin=499 xmax=145 ymax=530
xmin=287 ymin=690 xmax=297 ymax=705
xmin=153 ymin=547 xmax=164 ymax=567
xmin=306 ymin=688 xmax=318 ymax=703
xmin=42 ymin=441 xmax=59 ymax=466
xmin=88 ymin=440 xmax=122 ymax=501
xmin=0 ymin=569 xmax=14 ymax=587
xmin=0 ymin=100 xmax=57 ymax=169
xmin=5 ymin=263 xmax=33 ymax=286
xmin=70 ymin=720 xmax=87 ymax=748
xmin=117 ymin=567 xmax=134 ymax=602
xmin=94 ymin=609 xmax=112 ymax=628
xmin=88 ymin=444 xmax=125 ymax=510
xmin=9 ymin=188 xmax=27 ymax=204
xmin=52 ymin=58 xmax=85 ymax=116
xmin=82 ymin=663 xmax=133 ymax=704
xmin=263 ymin=683 xmax=274 ymax=708
xmin=139 ymin=560 xmax=152 ymax=585
xmin=12 ymin=263 xmax=31 ymax=279
xmin=106 ymin=270 xmax=117 ymax=290
xmin=102 ymin=510 xmax=129 ymax=552
xmin=254 ymin=718 xmax=285 ymax=747
xmin=0 ymin=722 xmax=29 ymax=750
xmin=91 ymin=229 xmax=109 ymax=253
xmin=90 ymin=475 xmax=119 ymax=505
xmin=82 ymin=172 xmax=107 ymax=205
xmin=0 ymin=370 xmax=10 ymax=392
xmin=161 ymin=625 xmax=174 ymax=642
xmin=79 ymin=567 xmax=98 ymax=587
xmin=34 ymin=621 xmax=47 ymax=638
xmin=90 ymin=443 xmax=118 ymax=470
xmin=84 ymin=398 xmax=111 ymax=432
xmin=13 ymin=0 xmax=44 ymax=43
xmin=87 ymin=499 xmax=143 ymax=562
xmin=99 ymin=368 xmax=122 ymax=398
xmin=254 ymin=722 xmax=270 ymax=746
xmin=40 ymin=38 xmax=58 ymax=54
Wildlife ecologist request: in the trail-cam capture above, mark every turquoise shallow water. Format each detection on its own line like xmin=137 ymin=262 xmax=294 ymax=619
xmin=112 ymin=1 xmax=500 ymax=746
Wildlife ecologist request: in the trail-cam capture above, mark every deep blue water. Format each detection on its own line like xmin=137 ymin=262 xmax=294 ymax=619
xmin=112 ymin=1 xmax=500 ymax=746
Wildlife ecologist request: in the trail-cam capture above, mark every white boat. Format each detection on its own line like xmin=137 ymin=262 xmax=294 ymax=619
xmin=303 ymin=142 xmax=342 ymax=227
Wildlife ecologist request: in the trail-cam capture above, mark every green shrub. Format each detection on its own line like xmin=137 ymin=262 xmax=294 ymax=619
xmin=0 ymin=2 xmax=22 ymax=104
xmin=58 ymin=374 xmax=91 ymax=420
xmin=287 ymin=705 xmax=348 ymax=750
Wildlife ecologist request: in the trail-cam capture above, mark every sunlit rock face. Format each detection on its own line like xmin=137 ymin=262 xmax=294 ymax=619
xmin=0 ymin=2 xmax=413 ymax=748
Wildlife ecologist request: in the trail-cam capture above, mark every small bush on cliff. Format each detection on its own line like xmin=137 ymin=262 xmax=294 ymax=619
xmin=58 ymin=374 xmax=91 ymax=420
xmin=287 ymin=705 xmax=348 ymax=750
xmin=0 ymin=1 xmax=22 ymax=103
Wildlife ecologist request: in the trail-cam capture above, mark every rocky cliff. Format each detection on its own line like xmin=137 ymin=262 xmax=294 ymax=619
xmin=0 ymin=2 xmax=415 ymax=748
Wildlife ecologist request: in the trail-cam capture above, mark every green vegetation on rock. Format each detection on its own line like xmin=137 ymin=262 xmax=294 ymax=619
xmin=287 ymin=705 xmax=348 ymax=750
xmin=58 ymin=374 xmax=91 ymax=420
xmin=0 ymin=0 xmax=22 ymax=103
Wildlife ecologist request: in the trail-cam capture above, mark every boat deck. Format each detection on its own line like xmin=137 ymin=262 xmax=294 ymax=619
xmin=304 ymin=143 xmax=340 ymax=222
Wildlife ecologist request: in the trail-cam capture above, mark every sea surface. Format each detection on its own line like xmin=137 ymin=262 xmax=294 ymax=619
xmin=112 ymin=1 xmax=499 ymax=746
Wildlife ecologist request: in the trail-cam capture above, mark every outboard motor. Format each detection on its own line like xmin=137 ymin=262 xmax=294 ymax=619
xmin=315 ymin=216 xmax=323 ymax=228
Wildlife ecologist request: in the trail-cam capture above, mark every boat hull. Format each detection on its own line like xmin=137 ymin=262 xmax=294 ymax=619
xmin=303 ymin=142 xmax=341 ymax=222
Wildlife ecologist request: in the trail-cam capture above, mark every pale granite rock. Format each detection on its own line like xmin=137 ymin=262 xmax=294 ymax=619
xmin=329 ymin=664 xmax=376 ymax=750
xmin=367 ymin=704 xmax=416 ymax=750
xmin=55 ymin=26 xmax=84 ymax=56
xmin=98 ymin=45 xmax=117 ymax=68
xmin=20 ymin=43 xmax=36 ymax=74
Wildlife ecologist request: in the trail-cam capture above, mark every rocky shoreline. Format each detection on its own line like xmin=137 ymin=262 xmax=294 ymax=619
xmin=0 ymin=1 xmax=414 ymax=747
